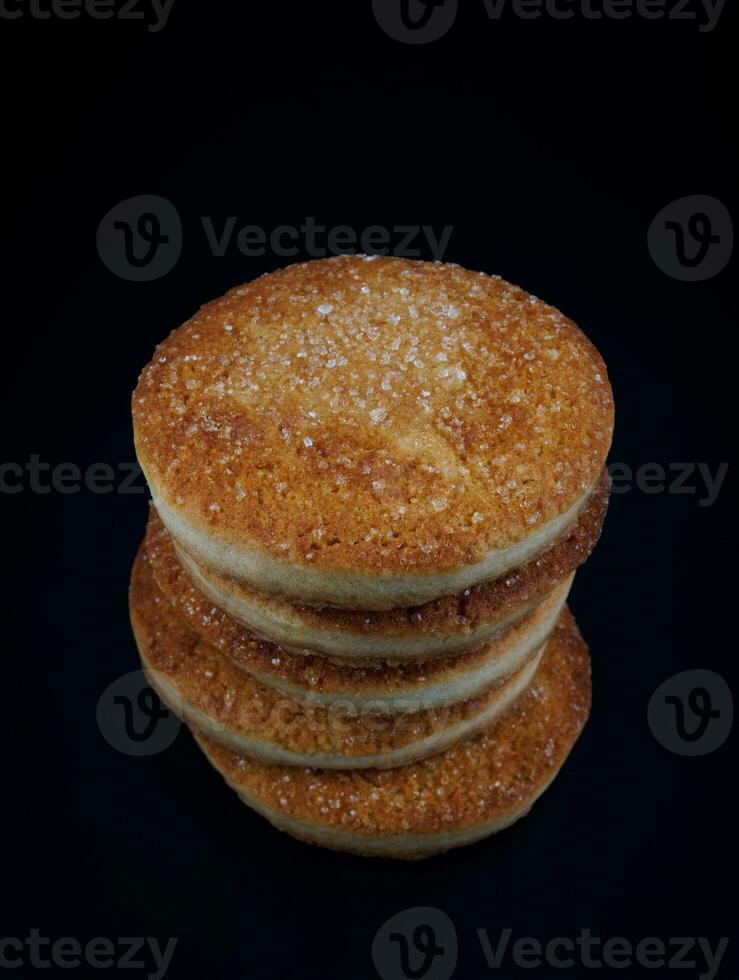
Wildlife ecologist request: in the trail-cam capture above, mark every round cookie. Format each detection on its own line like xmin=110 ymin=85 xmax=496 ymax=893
xmin=131 ymin=544 xmax=549 ymax=769
xmin=194 ymin=608 xmax=591 ymax=859
xmin=145 ymin=511 xmax=572 ymax=711
xmin=133 ymin=256 xmax=614 ymax=609
xmin=167 ymin=467 xmax=608 ymax=660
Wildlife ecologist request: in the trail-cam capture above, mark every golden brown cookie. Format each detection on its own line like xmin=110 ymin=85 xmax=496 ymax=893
xmin=131 ymin=543 xmax=550 ymax=769
xmin=133 ymin=256 xmax=614 ymax=609
xmin=145 ymin=510 xmax=572 ymax=710
xmin=165 ymin=467 xmax=608 ymax=659
xmin=194 ymin=607 xmax=591 ymax=858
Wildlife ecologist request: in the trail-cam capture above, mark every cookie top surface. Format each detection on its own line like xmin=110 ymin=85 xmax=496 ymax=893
xmin=133 ymin=256 xmax=613 ymax=576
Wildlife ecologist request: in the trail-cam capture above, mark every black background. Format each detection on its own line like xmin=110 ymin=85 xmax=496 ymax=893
xmin=2 ymin=2 xmax=736 ymax=978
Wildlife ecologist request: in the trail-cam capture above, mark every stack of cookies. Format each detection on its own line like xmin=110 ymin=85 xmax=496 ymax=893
xmin=130 ymin=256 xmax=614 ymax=859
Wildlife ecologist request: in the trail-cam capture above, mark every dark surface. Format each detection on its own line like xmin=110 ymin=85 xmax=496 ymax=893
xmin=2 ymin=3 xmax=736 ymax=979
